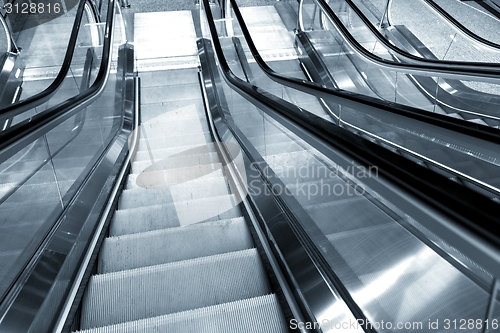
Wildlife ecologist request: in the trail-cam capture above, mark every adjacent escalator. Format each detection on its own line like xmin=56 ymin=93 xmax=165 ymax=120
xmin=0 ymin=2 xmax=124 ymax=331
xmin=0 ymin=0 xmax=102 ymax=131
xmin=286 ymin=0 xmax=500 ymax=124
xmin=220 ymin=0 xmax=500 ymax=196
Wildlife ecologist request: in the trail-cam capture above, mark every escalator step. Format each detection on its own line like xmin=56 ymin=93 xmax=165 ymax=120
xmin=118 ymin=188 xmax=175 ymax=210
xmin=138 ymin=115 xmax=210 ymax=139
xmin=119 ymin=184 xmax=235 ymax=210
xmin=140 ymin=100 xmax=205 ymax=124
xmin=75 ymin=294 xmax=288 ymax=333
xmin=99 ymin=217 xmax=252 ymax=273
xmin=109 ymin=204 xmax=180 ymax=236
xmin=125 ymin=167 xmax=225 ymax=190
xmin=80 ymin=248 xmax=270 ymax=329
xmin=126 ymin=171 xmax=228 ymax=196
xmin=132 ymin=143 xmax=218 ymax=162
xmin=136 ymin=132 xmax=211 ymax=151
xmin=130 ymin=151 xmax=221 ymax=174
xmin=111 ymin=195 xmax=242 ymax=236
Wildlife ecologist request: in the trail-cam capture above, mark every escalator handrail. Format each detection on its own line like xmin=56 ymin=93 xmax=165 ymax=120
xmin=297 ymin=26 xmax=500 ymax=123
xmin=342 ymin=0 xmax=500 ymax=62
xmin=201 ymin=5 xmax=377 ymax=331
xmin=0 ymin=0 xmax=95 ymax=120
xmin=228 ymin=0 xmax=500 ymax=145
xmin=226 ymin=0 xmax=500 ymax=197
xmin=202 ymin=0 xmax=500 ymax=266
xmin=308 ymin=0 xmax=500 ymax=81
xmin=0 ymin=0 xmax=116 ymax=314
xmin=0 ymin=0 xmax=116 ymax=165
xmin=0 ymin=48 xmax=97 ymax=207
xmin=0 ymin=13 xmax=13 ymax=54
xmin=484 ymin=0 xmax=500 ymax=14
xmin=420 ymin=0 xmax=500 ymax=52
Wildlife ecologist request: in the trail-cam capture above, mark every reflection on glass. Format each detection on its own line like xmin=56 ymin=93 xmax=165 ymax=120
xmin=0 ymin=2 xmax=123 ymax=302
xmin=200 ymin=1 xmax=500 ymax=332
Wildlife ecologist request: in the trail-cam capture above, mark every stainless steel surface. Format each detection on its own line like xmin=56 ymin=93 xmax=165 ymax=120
xmin=299 ymin=0 xmax=500 ymax=83
xmin=199 ymin=34 xmax=367 ymax=332
xmin=53 ymin=74 xmax=139 ymax=333
xmin=199 ymin=65 xmax=310 ymax=333
xmin=0 ymin=2 xmax=126 ymax=331
xmin=203 ymin=2 xmax=500 ymax=332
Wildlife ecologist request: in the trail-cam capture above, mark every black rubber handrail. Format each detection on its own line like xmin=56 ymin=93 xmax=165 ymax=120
xmin=312 ymin=0 xmax=500 ymax=80
xmin=0 ymin=0 xmax=116 ymax=164
xmin=0 ymin=0 xmax=93 ymax=120
xmin=473 ymin=0 xmax=500 ymax=20
xmin=421 ymin=0 xmax=500 ymax=51
xmin=0 ymin=48 xmax=97 ymax=207
xmin=228 ymin=0 xmax=500 ymax=144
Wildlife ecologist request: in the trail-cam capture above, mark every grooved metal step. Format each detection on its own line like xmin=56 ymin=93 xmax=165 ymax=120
xmin=132 ymin=143 xmax=218 ymax=162
xmin=99 ymin=217 xmax=252 ymax=273
xmin=118 ymin=179 xmax=232 ymax=210
xmin=80 ymin=248 xmax=270 ymax=329
xmin=125 ymin=167 xmax=225 ymax=190
xmin=136 ymin=132 xmax=211 ymax=151
xmin=75 ymin=294 xmax=288 ymax=333
xmin=111 ymin=194 xmax=242 ymax=236
xmin=130 ymin=151 xmax=221 ymax=174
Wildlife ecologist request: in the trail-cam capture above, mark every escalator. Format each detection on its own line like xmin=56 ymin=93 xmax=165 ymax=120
xmin=0 ymin=0 xmax=101 ymax=130
xmin=262 ymin=0 xmax=500 ymax=133
xmin=0 ymin=0 xmax=499 ymax=332
xmin=280 ymin=0 xmax=500 ymax=125
xmin=0 ymin=3 xmax=295 ymax=331
xmin=0 ymin=1 xmax=123 ymax=330
xmin=0 ymin=0 xmax=106 ymax=291
xmin=76 ymin=64 xmax=290 ymax=332
xmin=0 ymin=11 xmax=19 ymax=109
xmin=221 ymin=0 xmax=500 ymax=195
